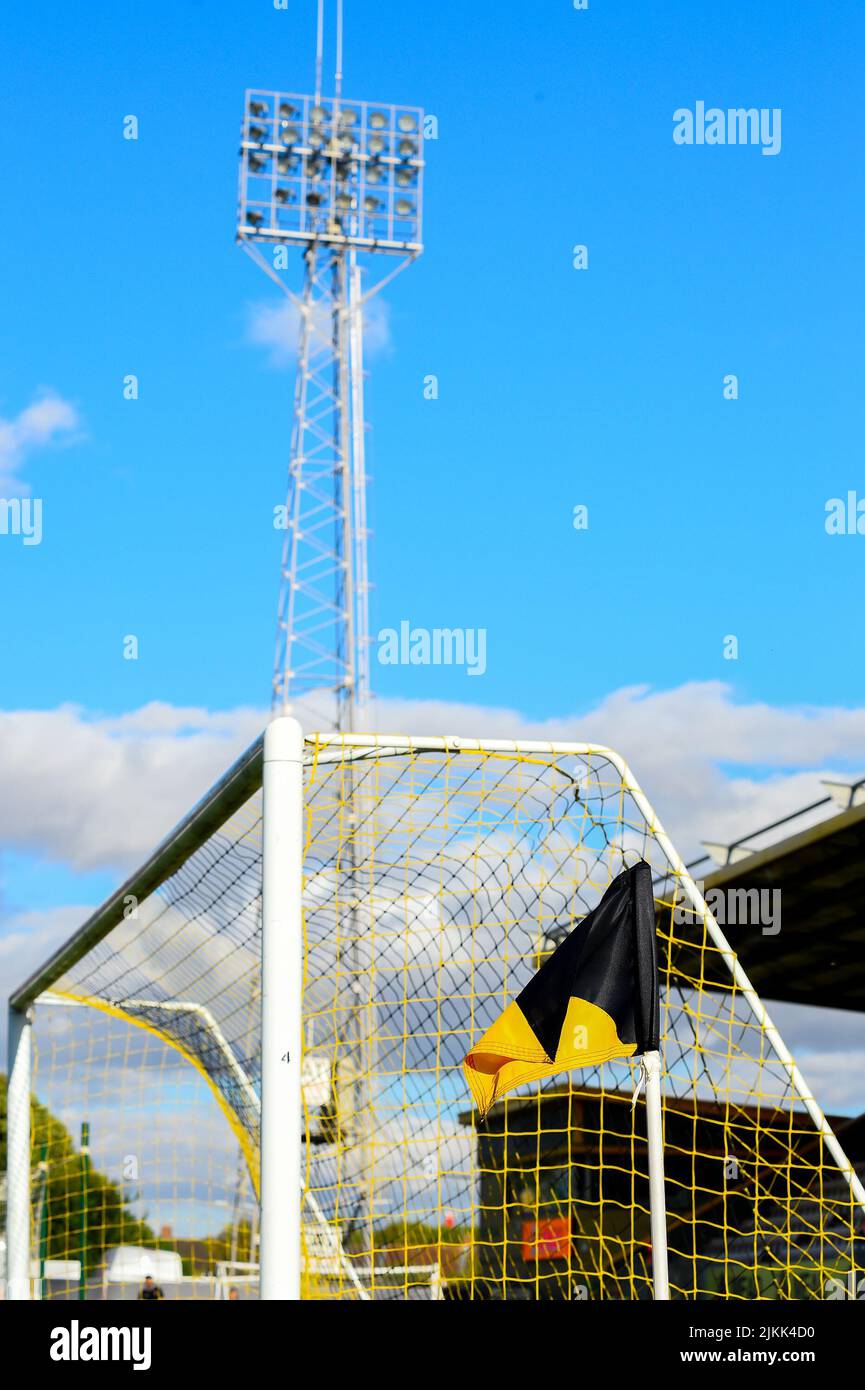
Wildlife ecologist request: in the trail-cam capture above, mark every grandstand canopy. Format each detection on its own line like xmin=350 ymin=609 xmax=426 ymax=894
xmin=694 ymin=798 xmax=865 ymax=1014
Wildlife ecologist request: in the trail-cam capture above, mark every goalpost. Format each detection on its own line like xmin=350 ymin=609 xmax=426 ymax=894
xmin=6 ymin=718 xmax=865 ymax=1301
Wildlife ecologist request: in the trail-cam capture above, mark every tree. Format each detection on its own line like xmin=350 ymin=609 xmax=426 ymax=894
xmin=1 ymin=1073 xmax=156 ymax=1276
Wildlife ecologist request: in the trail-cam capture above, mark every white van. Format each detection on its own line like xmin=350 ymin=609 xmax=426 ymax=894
xmin=104 ymin=1245 xmax=183 ymax=1284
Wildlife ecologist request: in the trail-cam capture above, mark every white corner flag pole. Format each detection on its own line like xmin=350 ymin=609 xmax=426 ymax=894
xmin=643 ymin=1049 xmax=670 ymax=1300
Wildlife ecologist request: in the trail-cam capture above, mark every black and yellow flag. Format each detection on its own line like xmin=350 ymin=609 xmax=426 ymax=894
xmin=464 ymin=861 xmax=659 ymax=1117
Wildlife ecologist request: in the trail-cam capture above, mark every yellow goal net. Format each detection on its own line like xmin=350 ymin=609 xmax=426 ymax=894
xmin=6 ymin=729 xmax=864 ymax=1300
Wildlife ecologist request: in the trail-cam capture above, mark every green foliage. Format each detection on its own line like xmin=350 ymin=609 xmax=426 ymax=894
xmin=353 ymin=1220 xmax=470 ymax=1253
xmin=696 ymin=1252 xmax=854 ymax=1300
xmin=177 ymin=1219 xmax=257 ymax=1276
xmin=1 ymin=1072 xmax=156 ymax=1277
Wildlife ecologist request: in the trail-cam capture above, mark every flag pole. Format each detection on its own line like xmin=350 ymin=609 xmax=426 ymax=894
xmin=643 ymin=1049 xmax=669 ymax=1299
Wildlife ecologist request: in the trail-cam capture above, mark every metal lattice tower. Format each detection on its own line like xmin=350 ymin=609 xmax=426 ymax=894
xmin=236 ymin=3 xmax=424 ymax=730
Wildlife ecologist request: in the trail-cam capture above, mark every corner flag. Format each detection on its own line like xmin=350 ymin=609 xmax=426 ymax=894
xmin=463 ymin=861 xmax=659 ymax=1118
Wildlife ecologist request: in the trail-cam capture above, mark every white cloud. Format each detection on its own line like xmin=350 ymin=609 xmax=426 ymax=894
xmin=1 ymin=678 xmax=863 ymax=1048
xmin=0 ymin=682 xmax=863 ymax=877
xmin=4 ymin=686 xmax=865 ymax=1135
xmin=246 ymin=294 xmax=391 ymax=367
xmin=0 ymin=904 xmax=93 ymax=1020
xmin=365 ymin=681 xmax=865 ymax=864
xmin=0 ymin=390 xmax=80 ymax=494
xmin=0 ymin=703 xmax=263 ymax=873
xmin=779 ymin=1050 xmax=865 ymax=1116
xmin=769 ymin=999 xmax=865 ymax=1054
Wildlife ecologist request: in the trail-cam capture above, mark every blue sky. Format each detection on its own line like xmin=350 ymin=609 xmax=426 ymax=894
xmin=2 ymin=0 xmax=864 ymax=716
xmin=3 ymin=1 xmax=865 ymax=1113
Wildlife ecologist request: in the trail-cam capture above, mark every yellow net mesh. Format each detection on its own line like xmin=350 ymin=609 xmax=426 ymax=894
xmin=17 ymin=736 xmax=865 ymax=1300
xmin=23 ymin=1006 xmax=258 ymax=1299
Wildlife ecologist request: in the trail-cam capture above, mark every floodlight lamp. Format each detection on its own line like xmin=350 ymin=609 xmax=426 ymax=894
xmin=239 ymin=89 xmax=424 ymax=252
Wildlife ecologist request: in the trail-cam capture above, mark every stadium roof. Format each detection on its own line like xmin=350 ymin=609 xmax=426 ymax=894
xmin=687 ymin=796 xmax=865 ymax=1014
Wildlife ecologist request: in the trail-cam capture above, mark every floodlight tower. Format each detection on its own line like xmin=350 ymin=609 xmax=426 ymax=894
xmin=237 ymin=0 xmax=425 ymax=1275
xmin=236 ymin=0 xmax=424 ymax=730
